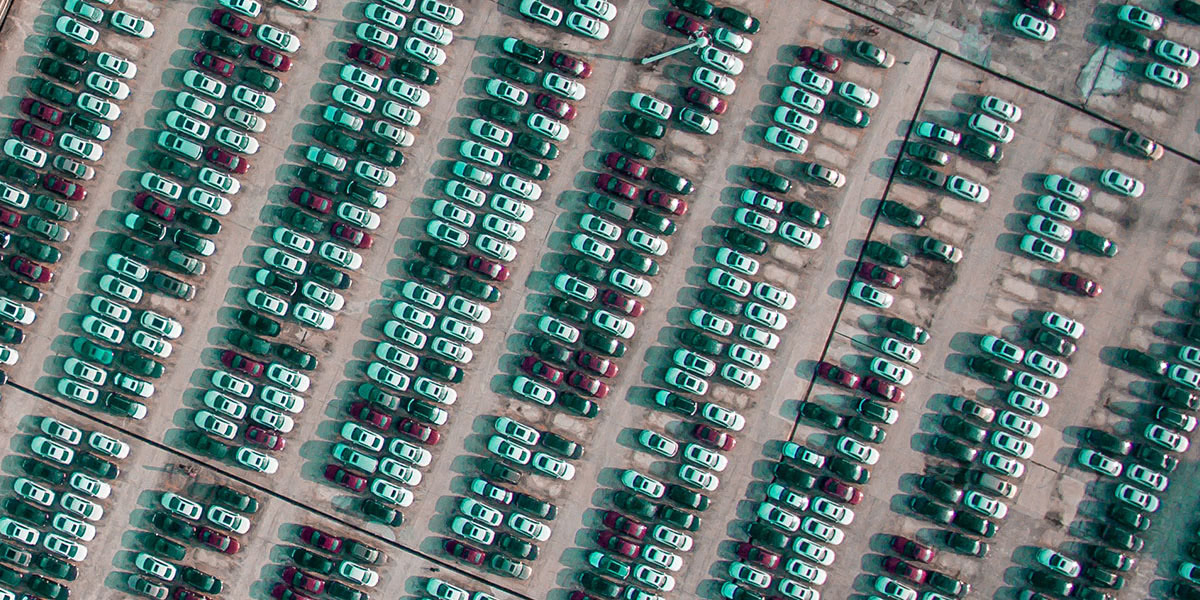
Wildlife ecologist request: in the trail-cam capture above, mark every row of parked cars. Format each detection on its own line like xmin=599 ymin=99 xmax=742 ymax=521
xmin=125 ymin=484 xmax=260 ymax=600
xmin=0 ymin=1 xmax=166 ymax=366
xmin=0 ymin=415 xmax=129 ymax=600
xmin=1099 ymin=3 xmax=1200 ymax=90
xmin=434 ymin=28 xmax=606 ymax=583
xmin=272 ymin=523 xmax=386 ymax=600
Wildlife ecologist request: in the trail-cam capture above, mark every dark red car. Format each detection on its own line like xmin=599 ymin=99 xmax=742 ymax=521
xmin=331 ymin=221 xmax=372 ymax=249
xmin=889 ymin=534 xmax=936 ymax=563
xmin=521 ymin=355 xmax=565 ymax=384
xmin=1023 ymin=0 xmax=1065 ymax=20
xmin=210 ymin=9 xmax=252 ymax=37
xmin=42 ymin=174 xmax=86 ymax=201
xmin=883 ymin=556 xmax=928 ymax=584
xmin=245 ymin=425 xmax=285 ymax=451
xmin=289 ymin=187 xmax=332 ymax=213
xmin=20 ymin=98 xmax=64 ymax=126
xmin=862 ymin=376 xmax=904 ymax=403
xmin=1059 ymin=272 xmax=1101 ymax=297
xmin=601 ymin=289 xmax=643 ymax=317
xmin=196 ymin=526 xmax=240 ymax=554
xmin=348 ymin=42 xmax=389 ymax=70
xmin=596 ymin=530 xmax=639 ymax=558
xmin=664 ymin=10 xmax=704 ymax=36
xmin=281 ymin=566 xmax=326 ymax=594
xmin=550 ymin=51 xmax=592 ymax=78
xmin=820 ymin=476 xmax=863 ymax=505
xmin=534 ymin=93 xmax=577 ymax=121
xmin=816 ymin=360 xmax=859 ymax=389
xmin=174 ymin=588 xmax=207 ymax=600
xmin=575 ymin=351 xmax=618 ymax=378
xmin=134 ymin=192 xmax=177 ymax=220
xmin=192 ymin=51 xmax=235 ymax=78
xmin=596 ymin=173 xmax=639 ymax=201
xmin=693 ymin=424 xmax=735 ymax=451
xmin=271 ymin=583 xmax=315 ymax=600
xmin=604 ymin=152 xmax=648 ymax=180
xmin=12 ymin=119 xmax=53 ymax=147
xmin=796 ymin=46 xmax=841 ymax=73
xmin=221 ymin=350 xmax=265 ymax=377
xmin=250 ymin=45 xmax=291 ymax=72
xmin=603 ymin=510 xmax=648 ymax=539
xmin=467 ymin=255 xmax=509 ymax=281
xmin=324 ymin=464 xmax=367 ymax=492
xmin=349 ymin=401 xmax=392 ymax=429
xmin=735 ymin=542 xmax=781 ymax=569
xmin=567 ymin=370 xmax=609 ymax=398
xmin=857 ymin=261 xmax=902 ymax=288
xmin=443 ymin=538 xmax=485 ymax=566
xmin=299 ymin=526 xmax=342 ymax=553
xmin=9 ymin=256 xmax=51 ymax=283
xmin=397 ymin=417 xmax=440 ymax=445
xmin=0 ymin=209 xmax=21 ymax=229
xmin=643 ymin=190 xmax=687 ymax=215
xmin=684 ymin=86 xmax=727 ymax=115
xmin=205 ymin=146 xmax=248 ymax=174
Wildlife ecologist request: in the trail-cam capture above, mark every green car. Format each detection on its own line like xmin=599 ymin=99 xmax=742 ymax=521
xmin=917 ymin=476 xmax=963 ymax=504
xmin=25 ymin=574 xmax=64 ymax=600
xmin=584 ymin=330 xmax=625 ymax=357
xmin=121 ymin=351 xmax=165 ymax=378
xmin=1 ymin=160 xmax=38 ymax=188
xmin=201 ymin=31 xmax=246 ymax=59
xmin=633 ymin=208 xmax=676 ymax=235
xmin=67 ymin=113 xmax=106 ymax=140
xmin=864 ymin=240 xmax=909 ymax=268
xmin=394 ymin=57 xmax=438 ymax=86
xmin=457 ymin=275 xmax=500 ymax=303
xmin=71 ymin=336 xmax=114 ymax=366
xmin=16 ymin=237 xmax=61 ymax=264
xmin=148 ymin=151 xmax=194 ymax=180
xmin=4 ymin=498 xmax=48 ymax=527
xmin=966 ymin=356 xmax=1014 ymax=384
xmin=563 ymin=254 xmax=607 ymax=283
xmin=415 ymin=240 xmax=462 ymax=269
xmin=327 ymin=580 xmax=369 ymax=600
xmin=74 ymin=451 xmax=118 ymax=479
xmin=184 ymin=431 xmax=229 ymax=459
xmin=549 ymin=297 xmax=590 ymax=323
xmin=36 ymin=57 xmax=82 ymax=85
xmin=502 ymin=37 xmax=545 ymax=64
xmin=237 ymin=308 xmax=281 ymax=336
xmin=905 ymin=142 xmax=950 ymax=166
xmin=679 ymin=328 xmax=726 ymax=356
xmin=508 ymin=152 xmax=549 ymax=180
xmin=589 ymin=552 xmax=631 ymax=579
xmin=35 ymin=194 xmax=77 ymax=222
xmin=34 ymin=553 xmax=75 ymax=581
xmin=621 ymin=112 xmax=666 ymax=139
xmin=364 ymin=142 xmax=402 ymax=167
xmin=529 ymin=336 xmax=571 ymax=364
xmin=181 ymin=566 xmax=223 ymax=594
xmin=179 ymin=208 xmax=221 ymax=235
xmin=362 ymin=498 xmax=404 ymax=525
xmin=673 ymin=0 xmax=715 ymax=17
xmin=144 ymin=533 xmax=186 ymax=561
xmin=614 ymin=491 xmax=656 ymax=519
xmin=699 ymin=288 xmax=743 ymax=316
xmin=47 ymin=37 xmax=89 ymax=64
xmin=1075 ymin=230 xmax=1118 ymax=257
xmin=879 ymin=200 xmax=925 ymax=228
xmin=310 ymin=263 xmax=351 ymax=290
xmin=1105 ymin=23 xmax=1151 ymax=52
xmin=719 ymin=5 xmax=760 ymax=33
xmin=30 ymin=77 xmax=75 ymax=106
xmin=747 ymin=167 xmax=790 ymax=194
xmin=617 ymin=133 xmax=656 ymax=160
xmin=20 ymin=458 xmax=64 ymax=486
xmin=228 ymin=328 xmax=271 ymax=355
xmin=284 ymin=207 xmax=323 ymax=234
xmin=421 ymin=357 xmax=463 ymax=383
xmin=493 ymin=58 xmax=537 ymax=85
xmin=722 ymin=227 xmax=767 ymax=255
xmin=515 ymin=132 xmax=558 ymax=160
xmin=241 ymin=66 xmax=281 ymax=92
xmin=962 ymin=136 xmax=1002 ymax=162
xmin=275 ymin=344 xmax=317 ymax=371
xmin=317 ymin=125 xmax=360 ymax=153
xmin=785 ymin=201 xmax=829 ymax=229
xmin=0 ymin=276 xmax=42 ymax=303
xmin=616 ymin=248 xmax=658 ymax=275
xmin=826 ymin=99 xmax=869 ymax=128
xmin=897 ymin=158 xmax=947 ymax=188
xmin=887 ymin=317 xmax=929 ymax=344
xmin=479 ymin=99 xmax=520 ymax=125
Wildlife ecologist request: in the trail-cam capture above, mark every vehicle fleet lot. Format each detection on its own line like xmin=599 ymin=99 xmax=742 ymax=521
xmin=0 ymin=0 xmax=1196 ymax=599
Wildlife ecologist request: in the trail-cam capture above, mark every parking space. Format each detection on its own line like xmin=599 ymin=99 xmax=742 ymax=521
xmin=0 ymin=1 xmax=1196 ymax=600
xmin=826 ymin=0 xmax=1200 ymax=157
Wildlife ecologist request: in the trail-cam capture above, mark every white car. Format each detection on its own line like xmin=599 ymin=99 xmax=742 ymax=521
xmin=1012 ymin=12 xmax=1056 ymax=41
xmin=693 ymin=66 xmax=736 ymax=95
xmin=566 ymin=11 xmax=609 ymax=39
xmin=542 ymin=72 xmax=586 ymax=100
